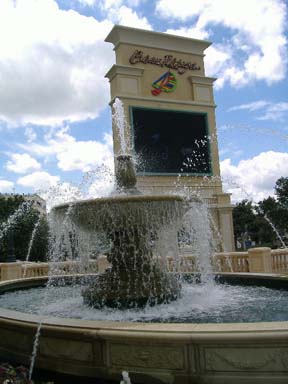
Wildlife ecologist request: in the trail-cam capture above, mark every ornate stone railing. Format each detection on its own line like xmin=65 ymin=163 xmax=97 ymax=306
xmin=1 ymin=248 xmax=288 ymax=281
xmin=212 ymin=252 xmax=249 ymax=273
xmin=271 ymin=248 xmax=288 ymax=273
xmin=0 ymin=260 xmax=98 ymax=282
xmin=169 ymin=247 xmax=282 ymax=274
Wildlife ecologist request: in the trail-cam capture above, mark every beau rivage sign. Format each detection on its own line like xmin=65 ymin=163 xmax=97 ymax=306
xmin=129 ymin=50 xmax=201 ymax=75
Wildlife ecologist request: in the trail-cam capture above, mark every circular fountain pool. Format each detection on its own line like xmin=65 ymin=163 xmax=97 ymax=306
xmin=1 ymin=275 xmax=288 ymax=384
xmin=1 ymin=279 xmax=288 ymax=324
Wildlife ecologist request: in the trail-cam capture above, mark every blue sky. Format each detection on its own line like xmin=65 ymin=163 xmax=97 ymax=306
xmin=0 ymin=0 xmax=287 ymax=207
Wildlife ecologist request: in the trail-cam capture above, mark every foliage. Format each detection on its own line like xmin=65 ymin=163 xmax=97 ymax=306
xmin=0 ymin=194 xmax=49 ymax=262
xmin=27 ymin=215 xmax=50 ymax=262
xmin=232 ymin=200 xmax=257 ymax=240
xmin=257 ymin=196 xmax=288 ymax=241
xmin=0 ymin=362 xmax=32 ymax=383
xmin=0 ymin=362 xmax=54 ymax=384
xmin=233 ymin=177 xmax=288 ymax=248
xmin=275 ymin=177 xmax=288 ymax=209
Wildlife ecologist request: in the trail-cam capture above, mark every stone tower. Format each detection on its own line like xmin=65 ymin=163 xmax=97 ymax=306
xmin=105 ymin=25 xmax=234 ymax=252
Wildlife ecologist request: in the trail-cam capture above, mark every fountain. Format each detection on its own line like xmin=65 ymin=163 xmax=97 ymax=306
xmin=1 ymin=26 xmax=288 ymax=384
xmin=1 ymin=135 xmax=288 ymax=384
xmin=53 ymin=154 xmax=184 ymax=309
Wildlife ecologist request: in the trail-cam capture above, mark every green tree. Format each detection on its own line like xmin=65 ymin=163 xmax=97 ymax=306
xmin=28 ymin=215 xmax=50 ymax=262
xmin=233 ymin=199 xmax=277 ymax=248
xmin=254 ymin=198 xmax=279 ymax=247
xmin=233 ymin=200 xmax=257 ymax=242
xmin=233 ymin=177 xmax=288 ymax=249
xmin=275 ymin=177 xmax=288 ymax=209
xmin=0 ymin=194 xmax=26 ymax=222
xmin=257 ymin=193 xmax=288 ymax=246
xmin=0 ymin=194 xmax=49 ymax=262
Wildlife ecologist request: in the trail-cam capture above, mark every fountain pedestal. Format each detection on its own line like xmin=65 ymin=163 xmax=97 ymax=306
xmin=82 ymin=223 xmax=181 ymax=308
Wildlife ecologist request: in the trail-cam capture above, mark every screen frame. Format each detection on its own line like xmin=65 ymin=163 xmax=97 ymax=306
xmin=129 ymin=105 xmax=212 ymax=176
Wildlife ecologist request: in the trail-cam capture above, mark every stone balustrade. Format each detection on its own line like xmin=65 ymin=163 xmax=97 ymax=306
xmin=212 ymin=252 xmax=249 ymax=273
xmin=0 ymin=247 xmax=288 ymax=281
xmin=271 ymin=248 xmax=288 ymax=272
xmin=209 ymin=247 xmax=281 ymax=274
xmin=0 ymin=260 xmax=98 ymax=282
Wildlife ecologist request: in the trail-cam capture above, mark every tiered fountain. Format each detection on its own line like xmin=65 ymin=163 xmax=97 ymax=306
xmin=54 ymin=154 xmax=185 ymax=309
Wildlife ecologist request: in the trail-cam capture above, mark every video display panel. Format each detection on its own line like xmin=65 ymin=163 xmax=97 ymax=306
xmin=131 ymin=107 xmax=211 ymax=175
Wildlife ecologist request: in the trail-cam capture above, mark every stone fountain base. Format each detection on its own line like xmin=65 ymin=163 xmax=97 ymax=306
xmin=54 ymin=193 xmax=187 ymax=309
xmin=82 ymin=267 xmax=181 ymax=308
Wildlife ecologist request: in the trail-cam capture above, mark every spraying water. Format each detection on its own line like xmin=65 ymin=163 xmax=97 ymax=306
xmin=23 ymin=217 xmax=41 ymax=277
xmin=121 ymin=371 xmax=132 ymax=384
xmin=0 ymin=201 xmax=32 ymax=241
xmin=28 ymin=203 xmax=77 ymax=380
xmin=112 ymin=98 xmax=129 ymax=155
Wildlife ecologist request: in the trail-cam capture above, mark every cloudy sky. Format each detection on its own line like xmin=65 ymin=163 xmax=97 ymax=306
xmin=0 ymin=0 xmax=287 ymax=205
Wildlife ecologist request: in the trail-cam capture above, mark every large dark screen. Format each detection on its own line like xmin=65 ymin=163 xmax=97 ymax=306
xmin=131 ymin=107 xmax=211 ymax=174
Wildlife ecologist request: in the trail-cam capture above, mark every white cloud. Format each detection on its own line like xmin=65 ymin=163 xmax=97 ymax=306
xmin=77 ymin=0 xmax=98 ymax=5
xmin=19 ymin=126 xmax=114 ymax=173
xmin=156 ymin=0 xmax=206 ymax=19
xmin=78 ymin=0 xmax=143 ymax=8
xmin=229 ymin=101 xmax=270 ymax=112
xmin=17 ymin=126 xmax=116 ymax=197
xmin=76 ymin=0 xmax=151 ymax=29
xmin=157 ymin=0 xmax=287 ymax=87
xmin=0 ymin=0 xmax=114 ymax=126
xmin=166 ymin=26 xmax=210 ymax=41
xmin=101 ymin=0 xmax=124 ymax=9
xmin=24 ymin=127 xmax=37 ymax=143
xmin=258 ymin=103 xmax=288 ymax=122
xmin=19 ymin=126 xmax=75 ymax=158
xmin=5 ymin=153 xmax=41 ymax=174
xmin=220 ymin=151 xmax=288 ymax=202
xmin=114 ymin=6 xmax=152 ymax=29
xmin=56 ymin=136 xmax=114 ymax=172
xmin=203 ymin=45 xmax=231 ymax=87
xmin=17 ymin=171 xmax=60 ymax=191
xmin=0 ymin=180 xmax=14 ymax=193
xmin=229 ymin=100 xmax=288 ymax=121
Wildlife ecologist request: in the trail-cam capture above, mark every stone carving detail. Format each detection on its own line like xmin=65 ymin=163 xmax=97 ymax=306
xmin=205 ymin=348 xmax=288 ymax=372
xmin=40 ymin=337 xmax=93 ymax=362
xmin=279 ymin=351 xmax=288 ymax=369
xmin=110 ymin=344 xmax=185 ymax=370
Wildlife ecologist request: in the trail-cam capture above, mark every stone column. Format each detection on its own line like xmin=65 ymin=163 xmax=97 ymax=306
xmin=214 ymin=192 xmax=235 ymax=252
xmin=248 ymin=247 xmax=272 ymax=273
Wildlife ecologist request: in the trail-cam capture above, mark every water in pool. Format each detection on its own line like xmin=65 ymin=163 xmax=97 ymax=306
xmin=1 ymin=281 xmax=287 ymax=323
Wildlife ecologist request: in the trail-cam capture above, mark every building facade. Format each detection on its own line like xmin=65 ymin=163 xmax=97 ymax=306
xmin=105 ymin=25 xmax=234 ymax=251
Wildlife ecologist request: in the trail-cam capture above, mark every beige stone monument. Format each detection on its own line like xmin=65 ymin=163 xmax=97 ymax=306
xmin=105 ymin=25 xmax=234 ymax=252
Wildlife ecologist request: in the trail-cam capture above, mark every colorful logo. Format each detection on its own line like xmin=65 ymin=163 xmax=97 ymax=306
xmin=151 ymin=71 xmax=177 ymax=96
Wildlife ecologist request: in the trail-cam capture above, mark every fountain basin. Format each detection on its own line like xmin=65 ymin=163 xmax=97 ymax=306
xmin=1 ymin=275 xmax=288 ymax=384
xmin=54 ymin=195 xmax=186 ymax=232
xmin=53 ymin=195 xmax=186 ymax=308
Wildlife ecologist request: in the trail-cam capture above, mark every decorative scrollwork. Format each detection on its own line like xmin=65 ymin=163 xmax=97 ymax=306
xmin=110 ymin=344 xmax=185 ymax=370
